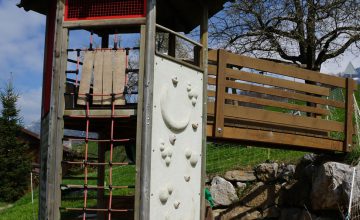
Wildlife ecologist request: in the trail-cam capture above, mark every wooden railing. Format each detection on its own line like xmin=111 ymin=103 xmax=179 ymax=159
xmin=207 ymin=49 xmax=357 ymax=152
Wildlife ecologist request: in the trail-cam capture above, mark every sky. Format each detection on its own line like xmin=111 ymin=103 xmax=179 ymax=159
xmin=0 ymin=0 xmax=359 ymax=126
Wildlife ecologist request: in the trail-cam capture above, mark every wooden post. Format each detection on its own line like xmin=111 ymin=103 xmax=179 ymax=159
xmin=140 ymin=0 xmax=156 ymax=219
xmin=214 ymin=49 xmax=227 ymax=138
xmin=345 ymin=78 xmax=355 ymax=152
xmin=200 ymin=5 xmax=208 ymax=220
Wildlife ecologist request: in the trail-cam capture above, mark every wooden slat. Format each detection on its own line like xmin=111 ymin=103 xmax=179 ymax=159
xmin=224 ymin=81 xmax=344 ymax=108
xmin=208 ymin=64 xmax=218 ymax=75
xmin=113 ymin=50 xmax=127 ymax=105
xmin=102 ymin=50 xmax=113 ymax=105
xmin=208 ymin=49 xmax=218 ymax=62
xmin=64 ymin=109 xmax=136 ymax=117
xmin=226 ymin=68 xmax=330 ymax=96
xmin=206 ymin=125 xmax=344 ymax=152
xmin=77 ymin=51 xmax=94 ymax=105
xmin=208 ymin=77 xmax=216 ymax=85
xmin=93 ymin=51 xmax=104 ymax=105
xmin=224 ymin=93 xmax=329 ymax=115
xmin=207 ymin=103 xmax=344 ymax=132
xmin=208 ymin=90 xmax=216 ymax=97
xmin=225 ymin=52 xmax=347 ymax=88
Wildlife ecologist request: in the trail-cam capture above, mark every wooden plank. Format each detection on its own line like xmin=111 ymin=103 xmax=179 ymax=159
xmin=208 ymin=77 xmax=216 ymax=85
xmin=345 ymin=78 xmax=355 ymax=151
xmin=113 ymin=50 xmax=127 ymax=105
xmin=224 ymin=93 xmax=329 ymax=115
xmin=208 ymin=50 xmax=218 ymax=62
xmin=208 ymin=64 xmax=217 ymax=76
xmin=226 ymin=68 xmax=330 ymax=96
xmin=207 ymin=103 xmax=344 ymax=132
xmin=214 ymin=50 xmax=227 ymax=137
xmin=63 ymin=17 xmax=146 ymax=29
xmin=208 ymin=91 xmax=216 ymax=97
xmin=224 ymin=80 xmax=344 ymax=108
xmin=102 ymin=50 xmax=113 ymax=105
xmin=93 ymin=51 xmax=104 ymax=105
xmin=225 ymin=52 xmax=347 ymax=88
xmin=206 ymin=125 xmax=344 ymax=152
xmin=64 ymin=109 xmax=136 ymax=117
xmin=77 ymin=51 xmax=94 ymax=105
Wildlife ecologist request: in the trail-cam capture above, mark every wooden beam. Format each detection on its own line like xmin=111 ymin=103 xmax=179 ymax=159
xmin=207 ymin=103 xmax=344 ymax=132
xmin=225 ymin=51 xmax=348 ymax=88
xmin=214 ymin=50 xmax=227 ymax=137
xmin=223 ymin=80 xmax=345 ymax=108
xmin=206 ymin=125 xmax=344 ymax=152
xmin=345 ymin=78 xmax=355 ymax=152
xmin=226 ymin=68 xmax=330 ymax=96
xmin=224 ymin=93 xmax=329 ymax=115
xmin=63 ymin=17 xmax=146 ymax=29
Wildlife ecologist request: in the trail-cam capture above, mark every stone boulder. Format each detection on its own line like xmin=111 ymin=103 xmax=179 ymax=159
xmin=279 ymin=208 xmax=315 ymax=220
xmin=210 ymin=176 xmax=239 ymax=207
xmin=311 ymin=162 xmax=350 ymax=210
xmin=224 ymin=170 xmax=256 ymax=182
xmin=254 ymin=163 xmax=279 ymax=182
xmin=278 ymin=164 xmax=296 ymax=182
xmin=216 ymin=206 xmax=261 ymax=220
xmin=236 ymin=182 xmax=247 ymax=191
xmin=240 ymin=182 xmax=281 ymax=209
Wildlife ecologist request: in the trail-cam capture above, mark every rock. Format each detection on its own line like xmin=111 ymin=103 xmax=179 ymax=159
xmin=210 ymin=176 xmax=239 ymax=207
xmin=212 ymin=208 xmax=226 ymax=219
xmin=278 ymin=164 xmax=296 ymax=182
xmin=311 ymin=162 xmax=350 ymax=210
xmin=279 ymin=208 xmax=315 ymax=220
xmin=278 ymin=179 xmax=312 ymax=207
xmin=224 ymin=170 xmax=256 ymax=182
xmin=240 ymin=182 xmax=281 ymax=209
xmin=295 ymin=153 xmax=318 ymax=181
xmin=262 ymin=206 xmax=281 ymax=219
xmin=216 ymin=206 xmax=261 ymax=220
xmin=236 ymin=182 xmax=247 ymax=191
xmin=254 ymin=163 xmax=279 ymax=182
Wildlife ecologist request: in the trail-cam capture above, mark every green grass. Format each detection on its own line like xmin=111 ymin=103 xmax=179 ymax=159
xmin=0 ymin=189 xmax=38 ymax=220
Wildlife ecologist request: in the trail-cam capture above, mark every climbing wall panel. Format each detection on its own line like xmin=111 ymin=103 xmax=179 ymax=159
xmin=149 ymin=56 xmax=204 ymax=220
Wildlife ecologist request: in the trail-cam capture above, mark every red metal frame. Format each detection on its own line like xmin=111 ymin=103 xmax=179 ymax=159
xmin=64 ymin=0 xmax=147 ymax=21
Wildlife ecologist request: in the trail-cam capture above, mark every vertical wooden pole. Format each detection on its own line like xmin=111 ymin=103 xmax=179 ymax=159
xmin=345 ymin=78 xmax=355 ymax=152
xmin=200 ymin=5 xmax=208 ymax=220
xmin=134 ymin=24 xmax=146 ymax=220
xmin=140 ymin=0 xmax=156 ymax=219
xmin=214 ymin=49 xmax=227 ymax=138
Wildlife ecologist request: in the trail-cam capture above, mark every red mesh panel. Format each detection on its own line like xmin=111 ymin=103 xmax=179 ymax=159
xmin=65 ymin=0 xmax=146 ymax=21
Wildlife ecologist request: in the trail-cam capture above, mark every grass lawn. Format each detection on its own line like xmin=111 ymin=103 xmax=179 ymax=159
xmin=0 ymin=189 xmax=38 ymax=220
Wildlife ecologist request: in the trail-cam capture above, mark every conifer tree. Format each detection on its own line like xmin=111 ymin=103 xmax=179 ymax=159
xmin=0 ymin=81 xmax=31 ymax=202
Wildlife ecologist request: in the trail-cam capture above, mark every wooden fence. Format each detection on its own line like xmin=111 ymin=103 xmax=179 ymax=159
xmin=207 ymin=49 xmax=357 ymax=152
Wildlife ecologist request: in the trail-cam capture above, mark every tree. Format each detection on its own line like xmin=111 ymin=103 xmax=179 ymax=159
xmin=210 ymin=0 xmax=360 ymax=70
xmin=0 ymin=81 xmax=31 ymax=202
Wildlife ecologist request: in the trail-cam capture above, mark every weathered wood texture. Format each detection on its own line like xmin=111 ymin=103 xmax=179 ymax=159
xmin=208 ymin=49 xmax=357 ymax=152
xmin=77 ymin=50 xmax=126 ymax=106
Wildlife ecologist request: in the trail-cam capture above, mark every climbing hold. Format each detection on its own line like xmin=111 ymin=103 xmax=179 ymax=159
xmin=173 ymin=201 xmax=181 ymax=209
xmin=167 ymin=148 xmax=173 ymax=158
xmin=172 ymin=76 xmax=178 ymax=86
xmin=191 ymin=97 xmax=197 ymax=106
xmin=185 ymin=149 xmax=192 ymax=159
xmin=169 ymin=134 xmax=176 ymax=145
xmin=192 ymin=123 xmax=199 ymax=130
xmin=165 ymin=157 xmax=171 ymax=166
xmin=184 ymin=175 xmax=191 ymax=182
xmin=187 ymin=83 xmax=192 ymax=92
xmin=159 ymin=189 xmax=169 ymax=204
xmin=161 ymin=151 xmax=168 ymax=159
xmin=190 ymin=154 xmax=198 ymax=167
xmin=159 ymin=143 xmax=165 ymax=152
xmin=168 ymin=185 xmax=174 ymax=195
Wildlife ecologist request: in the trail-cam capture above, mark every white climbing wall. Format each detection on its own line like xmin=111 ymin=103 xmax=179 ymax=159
xmin=149 ymin=56 xmax=204 ymax=220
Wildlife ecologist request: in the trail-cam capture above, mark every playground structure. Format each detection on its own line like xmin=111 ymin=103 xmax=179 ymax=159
xmin=17 ymin=0 xmax=357 ymax=220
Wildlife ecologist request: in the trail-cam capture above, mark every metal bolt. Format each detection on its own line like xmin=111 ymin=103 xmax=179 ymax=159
xmin=217 ymin=128 xmax=222 ymax=133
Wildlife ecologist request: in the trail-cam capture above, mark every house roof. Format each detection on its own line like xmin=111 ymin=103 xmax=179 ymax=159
xmin=17 ymin=0 xmax=229 ymax=33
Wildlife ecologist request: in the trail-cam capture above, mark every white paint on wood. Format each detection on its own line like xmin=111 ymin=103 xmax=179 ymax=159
xmin=113 ymin=50 xmax=126 ymax=105
xmin=102 ymin=50 xmax=113 ymax=105
xmin=149 ymin=56 xmax=203 ymax=220
xmin=93 ymin=51 xmax=104 ymax=105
